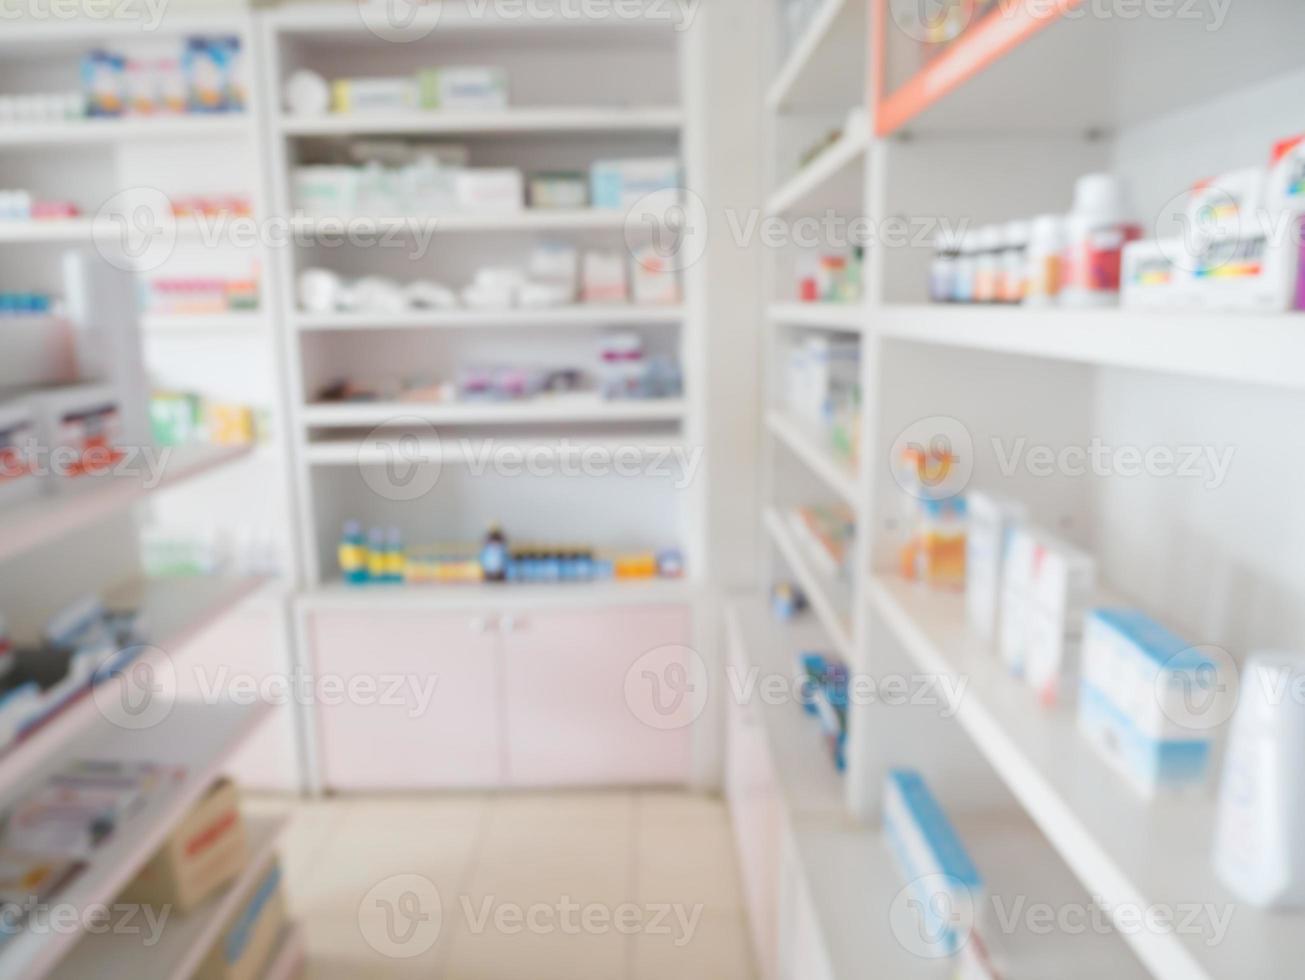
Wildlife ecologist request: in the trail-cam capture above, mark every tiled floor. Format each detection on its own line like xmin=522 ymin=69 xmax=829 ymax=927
xmin=248 ymin=790 xmax=758 ymax=980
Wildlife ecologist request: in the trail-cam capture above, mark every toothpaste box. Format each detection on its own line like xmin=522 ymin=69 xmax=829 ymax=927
xmin=883 ymin=769 xmax=983 ymax=958
xmin=999 ymin=527 xmax=1096 ymax=706
xmin=965 ymin=491 xmax=1027 ymax=645
xmin=590 ymin=158 xmax=680 ymax=211
xmin=1078 ymin=609 xmax=1216 ymax=799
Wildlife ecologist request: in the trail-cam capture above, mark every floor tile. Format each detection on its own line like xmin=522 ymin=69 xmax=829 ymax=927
xmin=631 ymin=911 xmax=757 ymax=980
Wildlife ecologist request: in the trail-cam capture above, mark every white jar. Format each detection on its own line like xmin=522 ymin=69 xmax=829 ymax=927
xmin=1060 ymin=174 xmax=1142 ymax=307
xmin=1024 ymin=214 xmax=1066 ymax=307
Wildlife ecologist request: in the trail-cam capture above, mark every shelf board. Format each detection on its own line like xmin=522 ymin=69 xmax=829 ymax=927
xmin=766 ymin=410 xmax=859 ymax=508
xmin=875 ymin=304 xmax=1305 ymax=391
xmin=143 ymin=312 xmax=266 ymax=333
xmin=0 ymin=115 xmax=251 ymax=149
xmin=300 ymin=396 xmax=686 ymax=428
xmin=725 ymin=596 xmax=848 ymax=818
xmin=294 ymin=305 xmax=684 ymax=331
xmin=768 ymin=302 xmax=866 ymax=332
xmin=762 ymin=507 xmax=854 ymax=663
xmin=0 ymin=697 xmax=272 ymax=980
xmin=767 ymin=0 xmax=867 ymax=111
xmin=875 ymin=0 xmax=1305 ymax=135
xmin=308 ymin=433 xmax=693 ymax=466
xmin=766 ymin=121 xmax=867 ymax=215
xmin=0 ymin=575 xmax=268 ymax=798
xmin=279 ymin=106 xmax=682 ymax=137
xmin=49 ymin=814 xmax=289 ymax=980
xmin=289 ymin=209 xmax=634 ymax=236
xmin=0 ymin=442 xmax=254 ymax=566
xmin=301 ymin=577 xmax=695 ymax=611
xmin=0 ymin=12 xmax=251 ymax=48
xmin=867 ymin=575 xmax=1305 ymax=980
xmin=792 ymin=807 xmax=1150 ymax=980
xmin=267 ymin=2 xmax=683 ymax=38
xmin=0 ymin=220 xmax=97 ymax=244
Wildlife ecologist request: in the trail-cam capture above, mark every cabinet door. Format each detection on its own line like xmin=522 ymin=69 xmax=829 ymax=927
xmin=501 ymin=605 xmax=693 ymax=787
xmin=309 ymin=610 xmax=502 ymax=790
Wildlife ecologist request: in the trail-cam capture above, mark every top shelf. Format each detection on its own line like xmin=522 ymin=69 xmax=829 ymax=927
xmin=768 ymin=0 xmax=867 ymax=112
xmin=874 ymin=0 xmax=1305 ymax=136
xmin=278 ymin=106 xmax=682 ymax=137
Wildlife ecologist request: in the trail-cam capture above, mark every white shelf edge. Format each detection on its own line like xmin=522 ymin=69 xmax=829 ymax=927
xmin=278 ymin=106 xmax=683 ymax=136
xmin=49 ymin=813 xmax=290 ymax=980
xmin=766 ymin=410 xmax=860 ymax=508
xmin=765 ymin=0 xmax=851 ymax=110
xmin=762 ymin=507 xmax=854 ymax=663
xmin=875 ymin=304 xmax=1305 ymax=391
xmin=288 ymin=209 xmax=632 ymax=236
xmin=0 ymin=115 xmax=252 ymax=148
xmin=143 ymin=313 xmax=267 ymax=333
xmin=293 ymin=305 xmax=684 ymax=331
xmin=765 ymin=123 xmax=867 ymax=215
xmin=299 ymin=397 xmax=687 ymax=427
xmin=299 ymin=577 xmax=696 ymax=611
xmin=768 ymin=302 xmax=866 ymax=332
xmin=307 ymin=433 xmax=692 ymax=466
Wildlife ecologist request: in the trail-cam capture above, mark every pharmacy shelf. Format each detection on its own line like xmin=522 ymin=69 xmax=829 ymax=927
xmin=142 ymin=312 xmax=267 ymax=334
xmin=266 ymin=1 xmax=683 ymax=38
xmin=49 ymin=814 xmax=289 ymax=980
xmin=301 ymin=577 xmax=695 ymax=611
xmin=0 ymin=698 xmax=272 ymax=980
xmin=791 ymin=807 xmax=1150 ymax=980
xmin=725 ymin=596 xmax=848 ymax=818
xmin=0 ymin=574 xmax=267 ymax=797
xmin=294 ymin=305 xmax=684 ymax=331
xmin=300 ymin=396 xmax=687 ymax=428
xmin=873 ymin=0 xmax=1305 ymax=135
xmin=0 ymin=13 xmax=250 ymax=48
xmin=0 ymin=115 xmax=251 ymax=149
xmin=765 ymin=120 xmax=867 ymax=215
xmin=766 ymin=410 xmax=859 ymax=508
xmin=288 ymin=209 xmax=638 ymax=237
xmin=875 ymin=304 xmax=1305 ymax=391
xmin=0 ymin=442 xmax=255 ymax=566
xmin=768 ymin=302 xmax=865 ymax=333
xmin=0 ymin=219 xmax=98 ymax=244
xmin=261 ymin=925 xmax=306 ymax=980
xmin=767 ymin=0 xmax=867 ymax=111
xmin=867 ymin=575 xmax=1305 ymax=980
xmin=307 ymin=433 xmax=693 ymax=466
xmin=278 ymin=106 xmax=683 ymax=137
xmin=762 ymin=507 xmax=854 ymax=663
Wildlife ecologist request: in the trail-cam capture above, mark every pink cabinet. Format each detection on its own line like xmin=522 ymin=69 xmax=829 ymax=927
xmin=308 ymin=610 xmax=503 ymax=790
xmin=501 ymin=606 xmax=694 ymax=787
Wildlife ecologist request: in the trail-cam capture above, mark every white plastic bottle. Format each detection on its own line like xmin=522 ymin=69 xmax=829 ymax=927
xmin=1024 ymin=214 xmax=1067 ymax=307
xmin=1000 ymin=221 xmax=1030 ymax=303
xmin=1060 ymin=174 xmax=1142 ymax=307
xmin=1213 ymin=652 xmax=1305 ymax=908
xmin=973 ymin=226 xmax=1002 ymax=304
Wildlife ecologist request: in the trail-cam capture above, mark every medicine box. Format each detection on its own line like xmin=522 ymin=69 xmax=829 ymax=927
xmin=631 ymin=243 xmax=680 ymax=305
xmin=420 ymin=67 xmax=509 ymax=111
xmin=455 ymin=168 xmax=523 ymax=214
xmin=331 ymin=76 xmax=417 ymax=114
xmin=0 ymin=399 xmax=41 ymax=507
xmin=591 ymin=158 xmax=681 ymax=211
xmin=783 ymin=335 xmax=859 ymax=429
xmin=582 ymin=251 xmax=629 ymax=304
xmin=120 ymin=779 xmax=248 ymax=914
xmin=27 ymin=384 xmax=127 ymax=494
xmin=965 ymin=491 xmax=1026 ymax=644
xmin=883 ymin=769 xmax=984 ymax=958
xmin=1077 ymin=609 xmax=1215 ymax=798
xmin=1121 ymin=239 xmax=1194 ymax=310
xmin=195 ymin=862 xmax=287 ymax=980
xmin=999 ymin=527 xmax=1096 ymax=706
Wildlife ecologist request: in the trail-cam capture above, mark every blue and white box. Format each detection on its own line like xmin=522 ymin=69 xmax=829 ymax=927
xmin=883 ymin=769 xmax=984 ymax=957
xmin=1078 ymin=609 xmax=1217 ymax=798
xmin=965 ymin=491 xmax=1026 ymax=645
xmin=590 ymin=158 xmax=680 ymax=211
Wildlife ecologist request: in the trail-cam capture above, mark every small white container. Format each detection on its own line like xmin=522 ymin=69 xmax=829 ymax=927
xmin=1000 ymin=221 xmax=1030 ymax=303
xmin=1214 ymin=652 xmax=1305 ymax=907
xmin=455 ymin=169 xmax=524 ymax=214
xmin=973 ymin=225 xmax=1003 ymax=304
xmin=1023 ymin=214 xmax=1066 ymax=306
xmin=1060 ymin=174 xmax=1142 ymax=307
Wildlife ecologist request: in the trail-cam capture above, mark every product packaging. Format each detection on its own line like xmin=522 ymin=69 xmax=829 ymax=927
xmin=1060 ymin=175 xmax=1142 ymax=307
xmin=0 ymin=400 xmax=40 ymax=507
xmin=27 ymin=384 xmax=127 ymax=494
xmin=330 ymin=76 xmax=417 ymax=114
xmin=581 ymin=251 xmax=629 ymax=304
xmin=965 ymin=491 xmax=1027 ymax=644
xmin=82 ymin=51 xmax=126 ymax=117
xmin=1121 ymin=238 xmax=1191 ymax=309
xmin=194 ymin=863 xmax=287 ymax=980
xmin=455 ymin=168 xmax=524 ymax=213
xmin=631 ymin=244 xmax=680 ymax=305
xmin=590 ymin=158 xmax=680 ymax=210
xmin=419 ymin=66 xmax=509 ymax=110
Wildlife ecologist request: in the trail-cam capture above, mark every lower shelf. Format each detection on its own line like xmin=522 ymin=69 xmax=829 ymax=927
xmin=763 ymin=507 xmax=855 ymax=663
xmin=300 ymin=577 xmax=695 ymax=611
